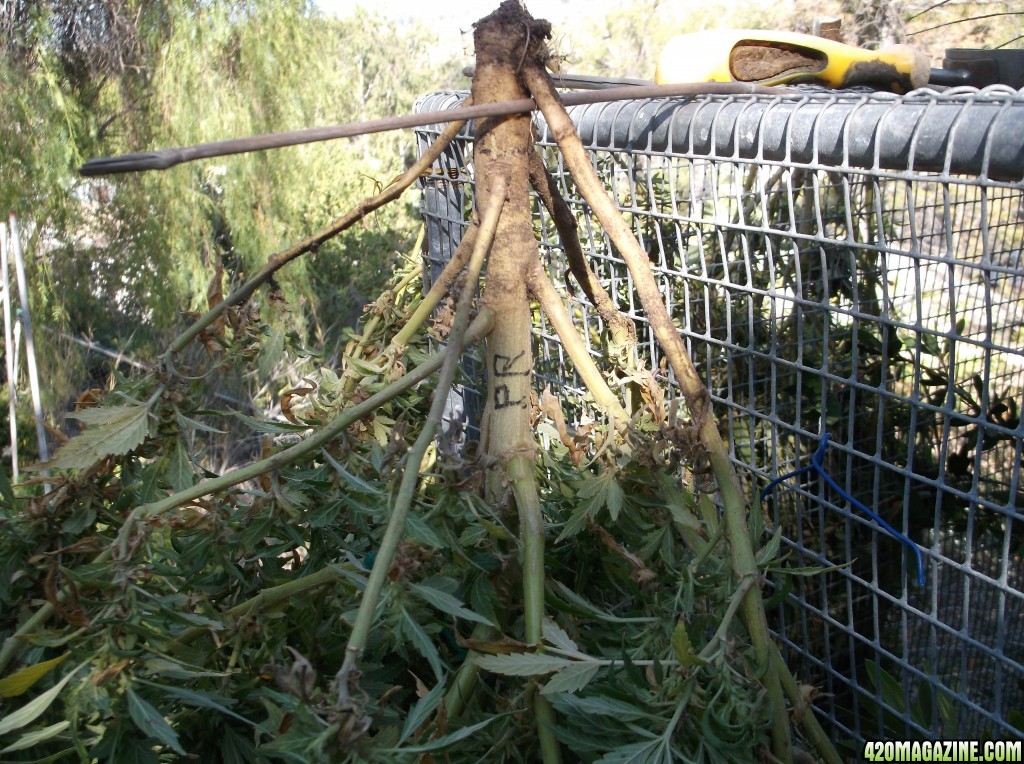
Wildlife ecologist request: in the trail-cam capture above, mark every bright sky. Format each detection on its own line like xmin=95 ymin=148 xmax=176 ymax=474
xmin=315 ymin=0 xmax=621 ymax=67
xmin=315 ymin=0 xmax=612 ymax=24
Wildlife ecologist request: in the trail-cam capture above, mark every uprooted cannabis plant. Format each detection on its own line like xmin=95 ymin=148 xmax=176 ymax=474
xmin=0 ymin=3 xmax=842 ymax=762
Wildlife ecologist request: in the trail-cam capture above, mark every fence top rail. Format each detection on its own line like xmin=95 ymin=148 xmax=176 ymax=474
xmin=415 ymin=85 xmax=1024 ymax=183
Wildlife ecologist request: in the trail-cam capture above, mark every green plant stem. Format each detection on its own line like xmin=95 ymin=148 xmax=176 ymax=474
xmin=116 ymin=310 xmax=495 ymax=560
xmin=165 ymin=111 xmax=471 ymax=359
xmin=506 ymin=454 xmax=544 ymax=646
xmin=444 ymin=622 xmax=493 ymax=719
xmin=531 ymin=684 xmax=562 ymax=764
xmin=522 ymin=63 xmax=791 ymax=762
xmin=334 ymin=174 xmax=507 ymax=702
xmin=527 ymin=263 xmax=628 ymax=423
xmin=508 ymin=451 xmax=562 ymax=764
xmin=698 ymin=574 xmax=755 ymax=661
xmin=0 ymin=602 xmax=55 ymax=676
xmin=771 ymin=645 xmax=843 ymax=764
xmin=392 ymin=224 xmax=479 ymax=349
xmin=170 ymin=564 xmax=348 ymax=649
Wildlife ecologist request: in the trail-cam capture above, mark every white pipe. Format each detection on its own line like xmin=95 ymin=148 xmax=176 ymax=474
xmin=0 ymin=224 xmax=17 ymax=479
xmin=8 ymin=213 xmax=49 ymax=474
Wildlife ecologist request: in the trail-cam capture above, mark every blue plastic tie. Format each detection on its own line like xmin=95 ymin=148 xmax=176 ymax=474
xmin=760 ymin=434 xmax=926 ymax=587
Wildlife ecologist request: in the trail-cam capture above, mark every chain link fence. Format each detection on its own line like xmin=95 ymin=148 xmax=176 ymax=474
xmin=414 ymin=84 xmax=1024 ymax=746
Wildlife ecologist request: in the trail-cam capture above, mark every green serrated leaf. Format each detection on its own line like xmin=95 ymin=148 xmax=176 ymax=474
xmin=606 ymin=477 xmax=624 ymax=521
xmin=541 ymin=619 xmax=578 ymax=653
xmin=140 ymin=658 xmax=231 ymax=681
xmin=472 ymin=653 xmax=572 ymax=676
xmin=125 ymin=684 xmax=185 ymax=755
xmin=866 ymin=660 xmax=906 ymax=711
xmin=756 ymin=528 xmax=783 ymax=566
xmin=0 ymin=662 xmax=82 ymax=736
xmin=594 ymin=738 xmax=667 ymax=764
xmin=576 ymin=473 xmax=608 ymax=500
xmin=410 ymin=583 xmax=494 ymax=627
xmin=547 ymin=581 xmax=657 ymax=624
xmin=400 ymin=609 xmax=443 ymax=681
xmin=37 ymin=404 xmax=150 ymax=471
xmin=175 ymin=410 xmax=226 ymax=435
xmin=555 ymin=504 xmax=593 ymax=543
xmin=384 ymin=716 xmax=499 ymax=754
xmin=0 ymin=720 xmax=71 ymax=754
xmin=553 ymin=693 xmax=652 ymax=721
xmin=540 ymin=662 xmax=600 ymax=695
xmin=307 ymin=499 xmax=341 ymax=529
xmin=0 ymin=654 xmax=69 ymax=699
xmin=257 ymin=327 xmax=285 ymax=380
xmin=405 ymin=514 xmax=446 ymax=549
xmin=321 ymin=450 xmax=378 ymax=494
xmin=399 ymin=680 xmax=445 ymax=744
xmin=167 ymin=439 xmax=194 ymax=492
xmin=133 ymin=679 xmax=255 ymax=728
xmin=65 ymin=404 xmax=144 ymax=426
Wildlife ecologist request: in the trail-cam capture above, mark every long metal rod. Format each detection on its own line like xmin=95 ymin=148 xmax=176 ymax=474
xmin=1 ymin=225 xmax=17 ymax=479
xmin=8 ymin=213 xmax=49 ymax=475
xmin=78 ymin=81 xmax=784 ymax=177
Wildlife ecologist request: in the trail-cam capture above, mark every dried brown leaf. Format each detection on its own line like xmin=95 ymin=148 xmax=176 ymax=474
xmin=281 ymin=386 xmax=316 ymax=424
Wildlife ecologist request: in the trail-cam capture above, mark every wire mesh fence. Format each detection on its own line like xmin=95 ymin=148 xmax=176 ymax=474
xmin=414 ymin=84 xmax=1024 ymax=745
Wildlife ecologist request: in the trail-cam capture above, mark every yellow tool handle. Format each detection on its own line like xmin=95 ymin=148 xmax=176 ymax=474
xmin=655 ymin=29 xmax=931 ymax=93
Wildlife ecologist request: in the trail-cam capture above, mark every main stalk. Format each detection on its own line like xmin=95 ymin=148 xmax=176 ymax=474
xmin=471 ymin=5 xmax=561 ymax=762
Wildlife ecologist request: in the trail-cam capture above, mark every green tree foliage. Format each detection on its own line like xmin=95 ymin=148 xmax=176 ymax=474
xmin=0 ymin=0 xmax=446 ymax=419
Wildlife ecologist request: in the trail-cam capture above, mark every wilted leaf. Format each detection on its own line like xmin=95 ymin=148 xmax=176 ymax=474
xmin=671 ymin=621 xmax=702 ymax=668
xmin=280 ymin=386 xmax=315 ymax=424
xmin=792 ymin=683 xmax=819 ymax=724
xmin=0 ymin=654 xmax=68 ymax=699
xmin=540 ymin=387 xmax=587 ymax=464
